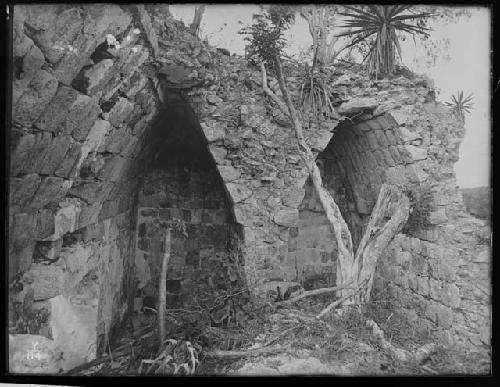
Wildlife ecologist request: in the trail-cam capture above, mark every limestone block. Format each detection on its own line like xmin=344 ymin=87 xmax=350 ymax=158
xmin=388 ymin=106 xmax=415 ymax=126
xmin=395 ymin=126 xmax=422 ymax=144
xmin=13 ymin=70 xmax=58 ymax=127
xmin=428 ymin=208 xmax=448 ymax=225
xmin=384 ymin=165 xmax=407 ymax=185
xmin=207 ymin=94 xmax=223 ymax=105
xmin=36 ymin=209 xmax=56 ymax=240
xmin=9 ymin=173 xmax=42 ymax=208
xmin=405 ymin=164 xmax=428 ymax=184
xmin=473 ymin=249 xmax=490 ymax=263
xmin=274 ymin=208 xmax=299 ymax=227
xmin=39 ymin=135 xmax=74 ymax=175
xmin=435 ymin=305 xmax=453 ymax=329
xmin=13 ymin=132 xmax=53 ymax=176
xmin=49 ymin=291 xmax=98 ymax=370
xmin=42 ymin=200 xmax=82 ymax=241
xmin=26 ymin=7 xmax=84 ymax=64
xmin=105 ymin=98 xmax=136 ymax=128
xmin=69 ymin=180 xmax=114 ymax=204
xmin=9 ymin=334 xmax=65 ymax=374
xmin=310 ymin=130 xmax=333 ymax=151
xmin=398 ymin=145 xmax=427 ymax=163
xmin=416 ymin=276 xmax=430 ymax=297
xmin=217 ymin=165 xmax=240 ymax=182
xmin=27 ymin=177 xmax=73 ymax=212
xmin=52 ymin=4 xmax=132 ymax=84
xmin=34 ymin=86 xmax=100 ymax=140
xmin=225 ymin=183 xmax=252 ymax=204
xmin=201 ymin=122 xmax=226 ymax=142
xmin=13 ymin=44 xmax=45 ymax=98
xmin=337 ymin=97 xmax=378 ymax=115
xmin=98 ymin=155 xmax=129 ymax=182
xmin=209 ymin=145 xmax=228 ymax=164
xmin=428 ymin=278 xmax=442 ymax=301
xmin=442 ymin=283 xmax=461 ymax=308
xmin=54 ymin=141 xmax=82 ymax=179
xmin=282 ymin=189 xmax=306 ymax=208
xmin=365 ymin=131 xmax=380 ymax=150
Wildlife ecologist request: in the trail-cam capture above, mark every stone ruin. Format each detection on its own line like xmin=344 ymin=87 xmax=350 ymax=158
xmin=8 ymin=4 xmax=490 ymax=372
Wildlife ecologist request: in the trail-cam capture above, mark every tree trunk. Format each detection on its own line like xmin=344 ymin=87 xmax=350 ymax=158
xmin=261 ymin=58 xmax=410 ymax=312
xmin=190 ymin=5 xmax=206 ymax=36
xmin=158 ymin=228 xmax=171 ymax=350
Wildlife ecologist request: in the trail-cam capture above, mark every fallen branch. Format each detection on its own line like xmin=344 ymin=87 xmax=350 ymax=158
xmin=262 ymin=324 xmax=302 ymax=347
xmin=204 ymin=345 xmax=285 ymax=359
xmin=275 ymin=280 xmax=355 ymax=306
xmin=366 ymin=319 xmax=437 ymax=364
xmin=316 ymin=279 xmax=368 ymax=319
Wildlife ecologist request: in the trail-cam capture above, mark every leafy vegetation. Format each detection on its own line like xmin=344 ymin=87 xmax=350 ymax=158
xmin=445 ymin=90 xmax=474 ymax=121
xmin=336 ymin=5 xmax=432 ymax=78
xmin=239 ymin=5 xmax=295 ymax=70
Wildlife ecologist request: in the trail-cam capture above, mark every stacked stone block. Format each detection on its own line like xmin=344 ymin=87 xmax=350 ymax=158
xmin=135 ymin=167 xmax=234 ymax=307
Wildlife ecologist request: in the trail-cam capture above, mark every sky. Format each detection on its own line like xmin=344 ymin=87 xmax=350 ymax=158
xmin=171 ymin=5 xmax=491 ymax=188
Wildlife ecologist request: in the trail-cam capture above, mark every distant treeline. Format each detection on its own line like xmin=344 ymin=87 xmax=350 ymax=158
xmin=461 ymin=186 xmax=491 ymax=221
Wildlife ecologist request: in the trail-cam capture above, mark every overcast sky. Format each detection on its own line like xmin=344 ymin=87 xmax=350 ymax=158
xmin=171 ymin=5 xmax=490 ymax=188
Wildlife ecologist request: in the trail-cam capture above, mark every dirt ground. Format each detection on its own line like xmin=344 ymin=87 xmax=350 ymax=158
xmin=66 ymin=294 xmax=491 ymax=376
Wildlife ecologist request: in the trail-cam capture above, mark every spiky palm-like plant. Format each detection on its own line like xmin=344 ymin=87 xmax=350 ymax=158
xmin=445 ymin=90 xmax=474 ymax=120
xmin=336 ymin=5 xmax=432 ymax=78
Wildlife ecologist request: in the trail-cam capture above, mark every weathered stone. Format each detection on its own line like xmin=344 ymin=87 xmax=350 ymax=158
xmin=274 ymin=208 xmax=299 ymax=227
xmin=9 ymin=173 xmax=42 ymax=208
xmin=282 ymin=189 xmax=305 ymax=208
xmin=28 ymin=177 xmax=73 ymax=212
xmin=201 ymin=123 xmax=226 ymax=142
xmin=9 ymin=334 xmax=65 ymax=374
xmin=209 ymin=145 xmax=228 ymax=164
xmin=26 ymin=7 xmax=84 ymax=64
xmin=35 ymin=86 xmax=100 ymax=139
xmin=42 ymin=200 xmax=82 ymax=241
xmin=207 ymin=94 xmax=223 ymax=105
xmin=54 ymin=141 xmax=82 ymax=179
xmin=217 ymin=165 xmax=240 ymax=182
xmin=52 ymin=4 xmax=132 ymax=85
xmin=395 ymin=126 xmax=422 ymax=144
xmin=398 ymin=145 xmax=427 ymax=163
xmin=226 ymin=183 xmax=252 ymax=204
xmin=428 ymin=208 xmax=448 ymax=225
xmin=33 ymin=239 xmax=63 ymax=262
xmin=13 ymin=70 xmax=58 ymax=127
xmin=69 ymin=181 xmax=114 ymax=203
xmin=98 ymin=155 xmax=129 ymax=182
xmin=337 ymin=97 xmax=378 ymax=115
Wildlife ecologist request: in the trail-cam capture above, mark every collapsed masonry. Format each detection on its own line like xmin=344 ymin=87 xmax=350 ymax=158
xmin=8 ymin=4 xmax=490 ymax=373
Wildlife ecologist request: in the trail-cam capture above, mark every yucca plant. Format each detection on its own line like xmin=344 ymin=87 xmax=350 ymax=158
xmin=336 ymin=5 xmax=432 ymax=78
xmin=445 ymin=90 xmax=474 ymax=121
xmin=298 ymin=65 xmax=335 ymax=120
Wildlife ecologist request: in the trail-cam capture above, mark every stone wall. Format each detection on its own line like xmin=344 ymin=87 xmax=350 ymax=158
xmin=9 ymin=4 xmax=160 ymax=368
xmin=285 ymin=177 xmax=337 ymax=289
xmin=9 ymin=4 xmax=490 ymax=372
xmin=134 ymin=165 xmax=241 ymax=311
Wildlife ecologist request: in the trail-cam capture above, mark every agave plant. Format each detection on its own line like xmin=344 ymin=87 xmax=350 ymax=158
xmin=445 ymin=90 xmax=474 ymax=120
xmin=336 ymin=5 xmax=432 ymax=78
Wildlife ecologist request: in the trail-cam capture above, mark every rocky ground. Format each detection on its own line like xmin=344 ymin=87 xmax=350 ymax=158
xmin=62 ymin=294 xmax=491 ymax=376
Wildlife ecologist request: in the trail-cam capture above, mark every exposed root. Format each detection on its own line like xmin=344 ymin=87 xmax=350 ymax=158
xmin=366 ymin=319 xmax=437 ymax=364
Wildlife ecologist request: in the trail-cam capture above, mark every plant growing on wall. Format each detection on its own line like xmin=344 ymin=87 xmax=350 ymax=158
xmin=335 ymin=5 xmax=432 ymax=78
xmin=244 ymin=8 xmax=411 ymax=315
xmin=444 ymin=90 xmax=474 ymax=121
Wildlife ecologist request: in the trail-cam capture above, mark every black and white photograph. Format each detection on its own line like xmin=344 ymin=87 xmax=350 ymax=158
xmin=5 ymin=3 xmax=492 ymax=377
